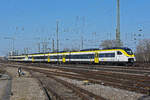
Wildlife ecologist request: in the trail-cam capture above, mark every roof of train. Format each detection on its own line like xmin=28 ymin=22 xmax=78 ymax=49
xmin=102 ymin=47 xmax=131 ymax=50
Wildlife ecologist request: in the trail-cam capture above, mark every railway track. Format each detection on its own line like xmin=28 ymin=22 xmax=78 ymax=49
xmin=4 ymin=62 xmax=150 ymax=79
xmin=19 ymin=63 xmax=150 ymax=75
xmin=1 ymin=62 xmax=106 ymax=100
xmin=1 ymin=62 xmax=150 ymax=95
xmin=28 ymin=69 xmax=106 ymax=100
xmin=23 ymin=66 xmax=149 ymax=94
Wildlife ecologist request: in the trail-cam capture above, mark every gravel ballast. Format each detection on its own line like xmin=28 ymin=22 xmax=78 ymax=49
xmin=56 ymin=76 xmax=145 ymax=100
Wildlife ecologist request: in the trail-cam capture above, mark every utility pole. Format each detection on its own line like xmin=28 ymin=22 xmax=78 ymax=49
xmin=56 ymin=21 xmax=59 ymax=64
xmin=24 ymin=48 xmax=26 ymax=54
xmin=42 ymin=40 xmax=48 ymax=53
xmin=56 ymin=21 xmax=59 ymax=52
xmin=24 ymin=48 xmax=29 ymax=54
xmin=81 ymin=36 xmax=84 ymax=49
xmin=43 ymin=38 xmax=48 ymax=53
xmin=38 ymin=43 xmax=40 ymax=53
xmin=42 ymin=41 xmax=44 ymax=53
xmin=12 ymin=39 xmax=14 ymax=52
xmin=116 ymin=0 xmax=121 ymax=47
xmin=52 ymin=38 xmax=54 ymax=52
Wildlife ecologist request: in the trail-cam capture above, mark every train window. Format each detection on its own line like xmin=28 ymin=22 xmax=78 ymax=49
xmin=59 ymin=55 xmax=63 ymax=59
xmin=62 ymin=54 xmax=94 ymax=59
xmin=13 ymin=57 xmax=25 ymax=59
xmin=50 ymin=56 xmax=59 ymax=59
xmin=66 ymin=55 xmax=70 ymax=59
xmin=68 ymin=54 xmax=94 ymax=59
xmin=111 ymin=53 xmax=115 ymax=57
xmin=28 ymin=57 xmax=32 ymax=59
xmin=33 ymin=56 xmax=48 ymax=59
xmin=125 ymin=49 xmax=133 ymax=55
xmin=117 ymin=51 xmax=122 ymax=55
xmin=99 ymin=54 xmax=105 ymax=57
xmin=107 ymin=53 xmax=115 ymax=57
xmin=99 ymin=53 xmax=115 ymax=57
xmin=51 ymin=55 xmax=63 ymax=59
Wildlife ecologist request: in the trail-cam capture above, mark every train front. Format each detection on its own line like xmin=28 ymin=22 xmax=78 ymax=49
xmin=124 ymin=48 xmax=136 ymax=64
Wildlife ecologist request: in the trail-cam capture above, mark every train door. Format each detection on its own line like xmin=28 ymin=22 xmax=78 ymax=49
xmin=48 ymin=56 xmax=50 ymax=62
xmin=32 ymin=56 xmax=34 ymax=62
xmin=94 ymin=52 xmax=99 ymax=63
xmin=25 ymin=55 xmax=28 ymax=61
xmin=62 ymin=55 xmax=66 ymax=63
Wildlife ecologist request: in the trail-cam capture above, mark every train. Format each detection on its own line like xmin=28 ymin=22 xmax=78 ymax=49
xmin=8 ymin=47 xmax=136 ymax=65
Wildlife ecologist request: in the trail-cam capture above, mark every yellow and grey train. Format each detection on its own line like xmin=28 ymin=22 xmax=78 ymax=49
xmin=8 ymin=47 xmax=136 ymax=65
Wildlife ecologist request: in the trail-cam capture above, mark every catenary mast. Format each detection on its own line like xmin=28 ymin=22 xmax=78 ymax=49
xmin=116 ymin=0 xmax=121 ymax=47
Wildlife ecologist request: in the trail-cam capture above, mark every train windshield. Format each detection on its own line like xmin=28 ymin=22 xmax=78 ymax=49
xmin=125 ymin=48 xmax=133 ymax=55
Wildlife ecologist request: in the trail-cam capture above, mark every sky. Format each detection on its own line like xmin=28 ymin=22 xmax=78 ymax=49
xmin=0 ymin=0 xmax=150 ymax=56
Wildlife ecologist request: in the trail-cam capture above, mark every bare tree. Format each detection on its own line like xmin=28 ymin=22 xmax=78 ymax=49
xmin=100 ymin=40 xmax=123 ymax=48
xmin=63 ymin=48 xmax=70 ymax=52
xmin=136 ymin=39 xmax=150 ymax=63
xmin=63 ymin=48 xmax=79 ymax=52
